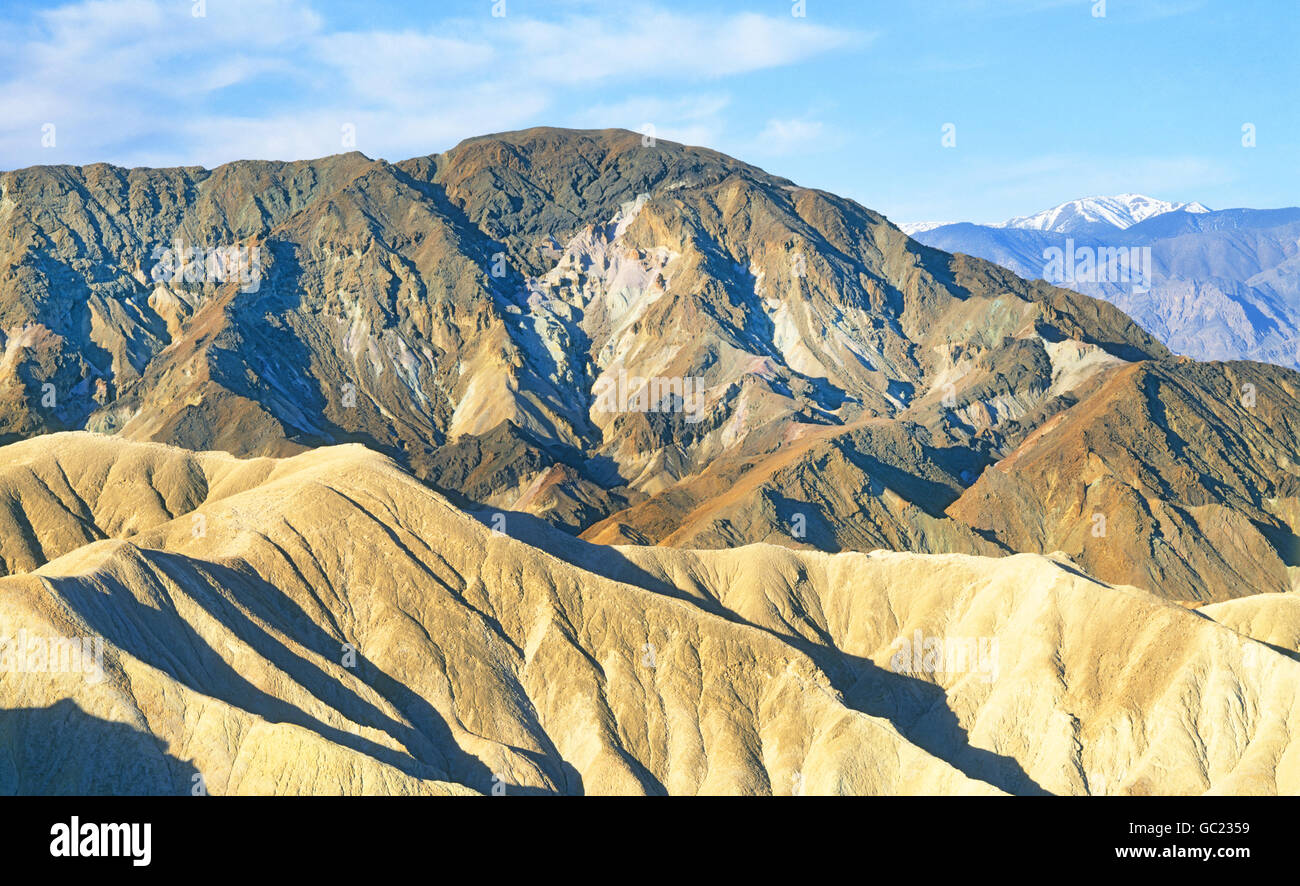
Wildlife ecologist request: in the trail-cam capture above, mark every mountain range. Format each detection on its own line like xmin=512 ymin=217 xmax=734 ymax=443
xmin=3 ymin=129 xmax=1300 ymax=794
xmin=905 ymin=195 xmax=1300 ymax=370
xmin=1002 ymin=194 xmax=1211 ymax=235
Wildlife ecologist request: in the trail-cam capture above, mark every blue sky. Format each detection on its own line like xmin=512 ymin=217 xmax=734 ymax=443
xmin=0 ymin=0 xmax=1294 ymax=224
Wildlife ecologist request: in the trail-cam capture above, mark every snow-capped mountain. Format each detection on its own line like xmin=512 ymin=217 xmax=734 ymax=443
xmin=898 ymin=221 xmax=954 ymax=236
xmin=907 ymin=201 xmax=1300 ymax=370
xmin=1000 ymin=194 xmax=1210 ymax=234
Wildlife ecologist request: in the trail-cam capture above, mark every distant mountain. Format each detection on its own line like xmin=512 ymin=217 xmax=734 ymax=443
xmin=906 ymin=200 xmax=1300 ymax=370
xmin=2 ymin=132 xmax=1298 ymax=603
xmin=902 ymin=194 xmax=1210 ymax=240
xmin=1001 ymin=193 xmax=1210 ymax=235
xmin=898 ymin=221 xmax=954 ymax=236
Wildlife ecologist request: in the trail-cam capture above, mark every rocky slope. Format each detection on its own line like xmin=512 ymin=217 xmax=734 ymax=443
xmin=5 ymin=434 xmax=1300 ymax=795
xmin=949 ymin=359 xmax=1300 ymax=600
xmin=2 ymin=129 xmax=1297 ymax=602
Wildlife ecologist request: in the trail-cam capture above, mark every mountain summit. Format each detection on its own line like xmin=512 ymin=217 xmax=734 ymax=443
xmin=1000 ymin=194 xmax=1211 ymax=234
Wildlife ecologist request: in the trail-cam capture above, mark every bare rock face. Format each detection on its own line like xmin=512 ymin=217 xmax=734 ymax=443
xmin=947 ymin=360 xmax=1300 ymax=600
xmin=1 ymin=128 xmax=1297 ymax=602
xmin=3 ymin=433 xmax=1300 ymax=796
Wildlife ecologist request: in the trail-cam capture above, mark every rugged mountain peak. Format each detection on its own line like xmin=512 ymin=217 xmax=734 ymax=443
xmin=1000 ymin=193 xmax=1211 ymax=234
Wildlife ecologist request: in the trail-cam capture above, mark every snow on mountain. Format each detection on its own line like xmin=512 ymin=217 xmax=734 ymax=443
xmin=1000 ymin=194 xmax=1210 ymax=234
xmin=909 ymin=203 xmax=1300 ymax=371
xmin=898 ymin=221 xmax=955 ymax=236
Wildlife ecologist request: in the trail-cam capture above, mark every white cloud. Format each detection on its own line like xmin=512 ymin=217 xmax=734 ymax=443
xmin=753 ymin=117 xmax=827 ymax=157
xmin=572 ymin=94 xmax=731 ymax=148
xmin=0 ymin=0 xmax=866 ymax=169
xmin=882 ymin=152 xmax=1233 ymax=225
xmin=313 ymin=30 xmax=497 ymax=103
xmin=506 ymin=10 xmax=864 ymax=84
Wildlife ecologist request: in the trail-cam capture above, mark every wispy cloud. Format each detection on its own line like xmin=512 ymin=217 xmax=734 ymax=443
xmin=889 ymin=152 xmax=1234 ymax=225
xmin=573 ymin=94 xmax=732 ymax=148
xmin=0 ymin=0 xmax=866 ymax=169
xmin=752 ymin=117 xmax=829 ymax=157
